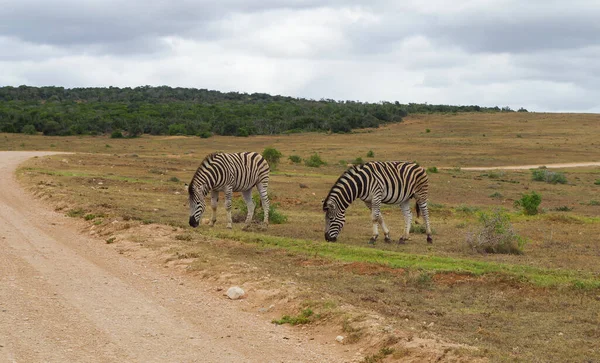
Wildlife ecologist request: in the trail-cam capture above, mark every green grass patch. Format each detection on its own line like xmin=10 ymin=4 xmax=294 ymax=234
xmin=206 ymin=230 xmax=600 ymax=290
xmin=272 ymin=308 xmax=315 ymax=326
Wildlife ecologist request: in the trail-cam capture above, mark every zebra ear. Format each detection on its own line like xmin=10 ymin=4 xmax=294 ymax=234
xmin=184 ymin=183 xmax=189 ymax=192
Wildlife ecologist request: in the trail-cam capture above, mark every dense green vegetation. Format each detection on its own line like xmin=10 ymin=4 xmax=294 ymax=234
xmin=0 ymin=85 xmax=521 ymax=137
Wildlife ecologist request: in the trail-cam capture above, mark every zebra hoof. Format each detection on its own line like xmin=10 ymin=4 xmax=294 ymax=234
xmin=398 ymin=238 xmax=407 ymax=245
xmin=427 ymin=236 xmax=433 ymax=244
xmin=384 ymin=237 xmax=391 ymax=244
xmin=368 ymin=237 xmax=377 ymax=245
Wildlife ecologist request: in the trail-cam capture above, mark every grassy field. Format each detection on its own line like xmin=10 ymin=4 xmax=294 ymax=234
xmin=3 ymin=112 xmax=600 ymax=362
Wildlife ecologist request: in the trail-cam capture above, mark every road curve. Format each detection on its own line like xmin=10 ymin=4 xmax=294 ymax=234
xmin=0 ymin=152 xmax=350 ymax=363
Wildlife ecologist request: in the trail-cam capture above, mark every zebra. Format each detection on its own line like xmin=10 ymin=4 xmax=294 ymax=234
xmin=323 ymin=161 xmax=432 ymax=244
xmin=187 ymin=151 xmax=270 ymax=229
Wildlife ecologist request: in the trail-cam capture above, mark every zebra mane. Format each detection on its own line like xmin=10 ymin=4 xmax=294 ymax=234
xmin=323 ymin=164 xmax=364 ymax=210
xmin=189 ymin=152 xmax=223 ymax=193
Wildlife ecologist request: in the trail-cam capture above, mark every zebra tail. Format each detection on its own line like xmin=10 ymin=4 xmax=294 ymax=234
xmin=415 ymin=201 xmax=421 ymax=219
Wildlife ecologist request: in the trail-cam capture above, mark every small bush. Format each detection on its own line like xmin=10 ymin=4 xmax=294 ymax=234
xmin=466 ymin=210 xmax=526 ymax=254
xmin=410 ymin=223 xmax=434 ymax=234
xmin=594 ymin=179 xmax=600 ymax=185
xmin=514 ymin=191 xmax=542 ymax=215
xmin=22 ymin=124 xmax=37 ymax=135
xmin=105 ymin=144 xmax=111 ymax=148
xmin=106 ymin=237 xmax=116 ymax=244
xmin=110 ymin=130 xmax=124 ymax=139
xmin=84 ymin=214 xmax=97 ymax=221
xmin=425 ymin=128 xmax=431 ymax=133
xmin=272 ymin=308 xmax=314 ymax=325
xmin=262 ymin=147 xmax=283 ymax=167
xmin=288 ymin=155 xmax=302 ymax=164
xmin=531 ymin=169 xmax=567 ymax=184
xmin=489 ymin=192 xmax=503 ymax=198
xmin=426 ymin=166 xmax=438 ymax=173
xmin=305 ymin=153 xmax=326 ymax=168
xmin=589 ymin=200 xmax=600 ymax=206
xmin=168 ymin=176 xmax=180 ymax=182
xmin=353 ymin=157 xmax=364 ymax=164
xmin=233 ymin=194 xmax=287 ymax=224
xmin=366 ymin=150 xmax=375 ymax=158
xmin=198 ymin=131 xmax=212 ymax=138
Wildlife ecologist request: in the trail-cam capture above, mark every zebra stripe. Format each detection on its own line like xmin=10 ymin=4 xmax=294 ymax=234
xmin=188 ymin=152 xmax=270 ymax=229
xmin=323 ymin=161 xmax=432 ymax=244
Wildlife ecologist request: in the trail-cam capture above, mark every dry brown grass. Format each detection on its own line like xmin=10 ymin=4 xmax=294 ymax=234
xmin=4 ymin=112 xmax=600 ymax=361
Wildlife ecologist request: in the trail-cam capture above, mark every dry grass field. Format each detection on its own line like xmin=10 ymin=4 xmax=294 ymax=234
xmin=3 ymin=112 xmax=600 ymax=362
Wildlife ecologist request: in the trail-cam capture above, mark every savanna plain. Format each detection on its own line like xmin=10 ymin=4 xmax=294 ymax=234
xmin=3 ymin=112 xmax=600 ymax=362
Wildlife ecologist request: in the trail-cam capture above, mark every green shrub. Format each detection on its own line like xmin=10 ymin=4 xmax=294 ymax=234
xmin=531 ymin=169 xmax=567 ymax=184
xmin=426 ymin=166 xmax=438 ymax=173
xmin=169 ymin=176 xmax=180 ymax=182
xmin=353 ymin=157 xmax=364 ymax=164
xmin=22 ymin=124 xmax=37 ymax=135
xmin=198 ymin=131 xmax=212 ymax=138
xmin=366 ymin=150 xmax=374 ymax=158
xmin=232 ymin=194 xmax=287 ymax=224
xmin=514 ymin=191 xmax=542 ymax=215
xmin=288 ymin=155 xmax=302 ymax=164
xmin=594 ymin=179 xmax=600 ymax=185
xmin=262 ymin=147 xmax=283 ymax=167
xmin=272 ymin=308 xmax=314 ymax=325
xmin=425 ymin=128 xmax=431 ymax=133
xmin=305 ymin=153 xmax=326 ymax=168
xmin=110 ymin=130 xmax=124 ymax=139
xmin=466 ymin=210 xmax=526 ymax=254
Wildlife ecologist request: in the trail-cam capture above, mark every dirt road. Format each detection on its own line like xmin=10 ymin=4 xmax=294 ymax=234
xmin=0 ymin=152 xmax=352 ymax=363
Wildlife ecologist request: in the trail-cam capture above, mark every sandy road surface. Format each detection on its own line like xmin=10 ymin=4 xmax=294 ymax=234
xmin=0 ymin=152 xmax=352 ymax=363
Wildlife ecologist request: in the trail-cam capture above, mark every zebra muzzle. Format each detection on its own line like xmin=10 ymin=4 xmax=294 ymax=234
xmin=189 ymin=216 xmax=199 ymax=228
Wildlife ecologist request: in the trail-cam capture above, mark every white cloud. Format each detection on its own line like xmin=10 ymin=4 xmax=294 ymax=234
xmin=1 ymin=0 xmax=599 ymax=112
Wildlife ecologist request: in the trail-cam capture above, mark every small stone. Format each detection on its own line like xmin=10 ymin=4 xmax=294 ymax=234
xmin=226 ymin=286 xmax=245 ymax=300
xmin=335 ymin=335 xmax=344 ymax=343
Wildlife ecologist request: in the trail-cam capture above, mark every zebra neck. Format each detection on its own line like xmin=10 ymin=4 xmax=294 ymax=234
xmin=191 ymin=169 xmax=217 ymax=191
xmin=331 ymin=169 xmax=366 ymax=210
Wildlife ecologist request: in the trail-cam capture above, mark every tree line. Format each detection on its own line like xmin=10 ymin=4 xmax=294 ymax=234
xmin=0 ymin=85 xmax=526 ymax=137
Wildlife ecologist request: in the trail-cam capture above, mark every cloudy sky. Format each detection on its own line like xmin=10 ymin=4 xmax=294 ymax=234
xmin=1 ymin=0 xmax=599 ymax=112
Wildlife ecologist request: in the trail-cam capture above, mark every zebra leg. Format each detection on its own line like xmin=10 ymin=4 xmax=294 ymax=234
xmin=224 ymin=187 xmax=233 ymax=229
xmin=378 ymin=214 xmax=391 ymax=243
xmin=209 ymin=191 xmax=219 ymax=226
xmin=366 ymin=200 xmax=382 ymax=245
xmin=418 ymin=200 xmax=433 ymax=243
xmin=241 ymin=189 xmax=255 ymax=231
xmin=398 ymin=201 xmax=413 ymax=244
xmin=256 ymin=182 xmax=270 ymax=227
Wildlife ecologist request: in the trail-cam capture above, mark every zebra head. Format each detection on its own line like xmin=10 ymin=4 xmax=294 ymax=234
xmin=323 ymin=198 xmax=346 ymax=242
xmin=187 ymin=183 xmax=208 ymax=228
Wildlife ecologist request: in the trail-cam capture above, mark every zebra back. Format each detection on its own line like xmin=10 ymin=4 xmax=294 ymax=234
xmin=189 ymin=152 xmax=270 ymax=192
